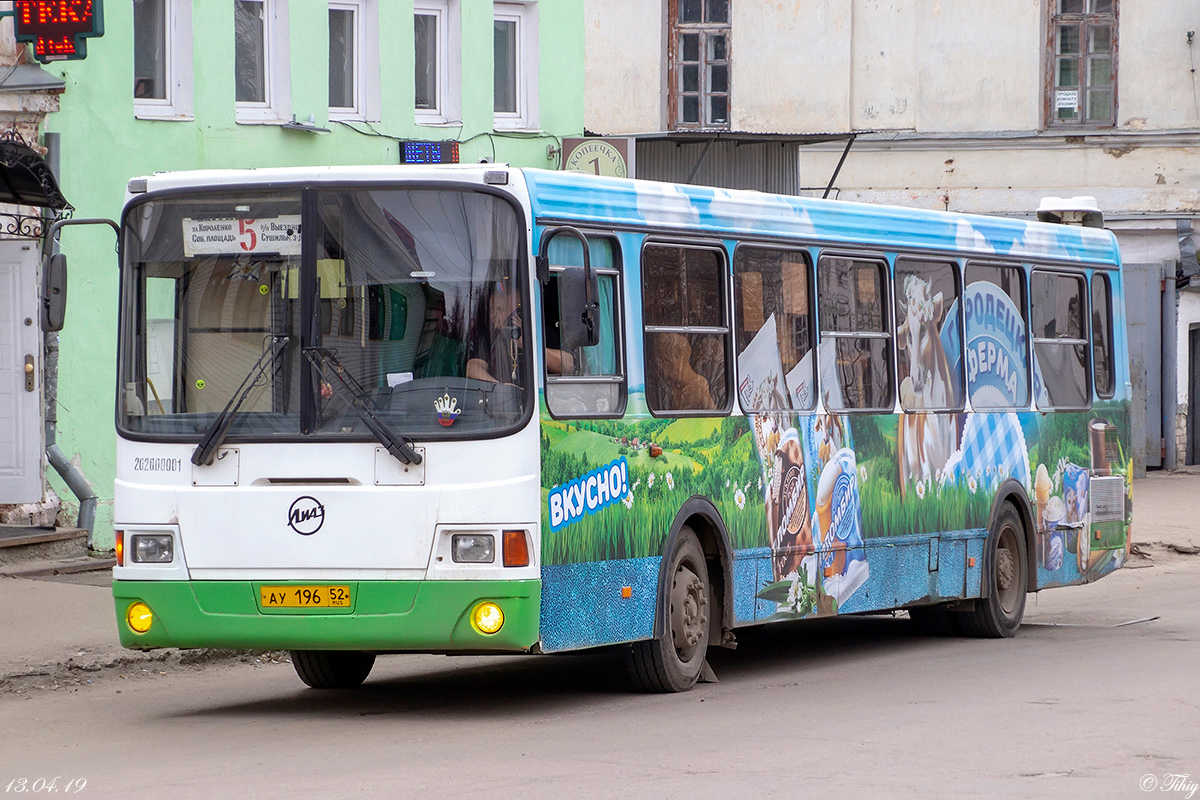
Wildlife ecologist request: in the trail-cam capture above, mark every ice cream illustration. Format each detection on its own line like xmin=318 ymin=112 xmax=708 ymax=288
xmin=1034 ymin=463 xmax=1052 ymax=529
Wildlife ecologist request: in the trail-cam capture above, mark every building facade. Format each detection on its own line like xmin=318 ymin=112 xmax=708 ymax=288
xmin=7 ymin=0 xmax=582 ymax=549
xmin=584 ymin=0 xmax=1200 ymax=474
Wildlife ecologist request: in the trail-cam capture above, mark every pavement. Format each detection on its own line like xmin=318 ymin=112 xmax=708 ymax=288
xmin=1 ymin=472 xmax=1196 ymax=693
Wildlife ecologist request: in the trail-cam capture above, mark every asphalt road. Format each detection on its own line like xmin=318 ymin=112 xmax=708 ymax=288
xmin=3 ymin=548 xmax=1198 ymax=799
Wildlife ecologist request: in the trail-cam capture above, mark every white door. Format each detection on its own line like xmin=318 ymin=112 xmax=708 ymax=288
xmin=0 ymin=239 xmax=43 ymax=503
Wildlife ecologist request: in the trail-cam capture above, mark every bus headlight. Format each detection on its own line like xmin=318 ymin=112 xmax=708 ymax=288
xmin=126 ymin=602 xmax=154 ymax=634
xmin=471 ymin=602 xmax=504 ymax=634
xmin=452 ymin=534 xmax=495 ymax=563
xmin=130 ymin=534 xmax=174 ymax=563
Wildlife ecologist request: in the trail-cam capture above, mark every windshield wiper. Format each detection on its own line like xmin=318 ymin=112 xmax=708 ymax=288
xmin=302 ymin=347 xmax=423 ymax=466
xmin=191 ymin=336 xmax=290 ymax=467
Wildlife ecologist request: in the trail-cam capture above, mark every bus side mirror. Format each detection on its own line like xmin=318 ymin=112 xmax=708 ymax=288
xmin=558 ymin=263 xmax=599 ymax=350
xmin=42 ymin=252 xmax=67 ymax=332
xmin=539 ymin=227 xmax=599 ymax=350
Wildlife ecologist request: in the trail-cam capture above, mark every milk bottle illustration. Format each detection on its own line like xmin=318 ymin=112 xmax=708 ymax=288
xmin=811 ymin=446 xmax=869 ymax=607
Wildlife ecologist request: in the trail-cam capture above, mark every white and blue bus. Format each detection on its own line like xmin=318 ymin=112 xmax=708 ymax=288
xmin=111 ymin=166 xmax=1132 ymax=692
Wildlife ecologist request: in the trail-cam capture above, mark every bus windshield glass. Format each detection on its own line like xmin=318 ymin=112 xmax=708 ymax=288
xmin=118 ymin=187 xmax=529 ymax=441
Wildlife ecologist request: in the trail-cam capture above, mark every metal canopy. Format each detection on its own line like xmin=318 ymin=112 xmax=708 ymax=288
xmin=0 ymin=134 xmax=69 ymax=211
xmin=604 ymin=129 xmax=864 ymax=198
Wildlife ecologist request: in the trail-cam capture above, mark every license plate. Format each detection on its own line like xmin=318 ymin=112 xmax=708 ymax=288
xmin=260 ymin=585 xmax=352 ymax=608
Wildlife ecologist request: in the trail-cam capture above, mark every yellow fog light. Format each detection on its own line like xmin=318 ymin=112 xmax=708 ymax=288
xmin=126 ymin=602 xmax=154 ymax=634
xmin=471 ymin=602 xmax=504 ymax=635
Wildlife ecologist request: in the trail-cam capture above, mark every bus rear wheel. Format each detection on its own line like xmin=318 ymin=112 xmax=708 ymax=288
xmin=629 ymin=527 xmax=711 ymax=693
xmin=290 ymin=650 xmax=376 ymax=689
xmin=960 ymin=503 xmax=1027 ymax=638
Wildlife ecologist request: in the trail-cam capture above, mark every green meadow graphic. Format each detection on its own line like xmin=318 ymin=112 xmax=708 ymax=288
xmin=540 ymin=395 xmax=767 ymax=566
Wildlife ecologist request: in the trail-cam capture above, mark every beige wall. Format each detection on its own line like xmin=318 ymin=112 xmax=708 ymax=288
xmin=586 ymin=0 xmax=1200 ymax=135
xmin=732 ymin=0 xmax=852 ymax=132
xmin=584 ymin=0 xmax=662 ymax=133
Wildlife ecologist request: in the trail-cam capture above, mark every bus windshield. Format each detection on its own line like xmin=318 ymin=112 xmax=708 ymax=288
xmin=118 ymin=187 xmax=529 ymax=442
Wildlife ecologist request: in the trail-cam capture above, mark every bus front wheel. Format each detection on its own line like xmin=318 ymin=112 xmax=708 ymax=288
xmin=629 ymin=527 xmax=711 ymax=693
xmin=290 ymin=650 xmax=376 ymax=689
xmin=960 ymin=503 xmax=1027 ymax=638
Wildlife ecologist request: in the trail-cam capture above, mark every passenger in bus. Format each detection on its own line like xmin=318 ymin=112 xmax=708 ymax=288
xmin=466 ymin=280 xmax=572 ymax=384
xmin=652 ymin=332 xmax=715 ymax=410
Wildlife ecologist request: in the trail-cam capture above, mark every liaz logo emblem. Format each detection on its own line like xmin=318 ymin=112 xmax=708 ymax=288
xmin=287 ymin=496 xmax=325 ymax=535
xmin=434 ymin=393 xmax=461 ymax=426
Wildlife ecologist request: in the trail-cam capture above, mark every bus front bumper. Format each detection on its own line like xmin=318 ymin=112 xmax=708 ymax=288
xmin=113 ymin=579 xmax=540 ymax=652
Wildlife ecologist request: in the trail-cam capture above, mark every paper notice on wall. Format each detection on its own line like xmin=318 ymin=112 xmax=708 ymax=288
xmin=182 ymin=216 xmax=302 ymax=257
xmin=1055 ymin=90 xmax=1079 ymax=110
xmin=736 ymin=313 xmax=789 ymax=411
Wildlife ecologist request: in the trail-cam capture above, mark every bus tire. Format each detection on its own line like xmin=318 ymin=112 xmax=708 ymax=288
xmin=290 ymin=650 xmax=376 ymax=689
xmin=959 ymin=503 xmax=1027 ymax=638
xmin=628 ymin=527 xmax=710 ymax=693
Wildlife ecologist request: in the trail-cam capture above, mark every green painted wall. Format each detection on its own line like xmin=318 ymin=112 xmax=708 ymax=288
xmin=42 ymin=1 xmax=584 ymax=549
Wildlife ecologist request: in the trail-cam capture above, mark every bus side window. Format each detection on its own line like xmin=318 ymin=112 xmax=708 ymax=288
xmin=963 ymin=263 xmax=1030 ymax=409
xmin=894 ymin=258 xmax=963 ymax=412
xmin=543 ymin=235 xmax=625 ymax=417
xmin=1031 ymin=270 xmax=1090 ymax=409
xmin=643 ymin=243 xmax=730 ymax=414
xmin=733 ymin=245 xmax=815 ymax=411
xmin=1092 ymin=272 xmax=1115 ymax=398
xmin=817 ymin=255 xmax=893 ymax=411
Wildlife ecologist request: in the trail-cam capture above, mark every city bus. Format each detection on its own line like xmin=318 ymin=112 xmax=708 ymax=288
xmin=111 ymin=165 xmax=1132 ymax=692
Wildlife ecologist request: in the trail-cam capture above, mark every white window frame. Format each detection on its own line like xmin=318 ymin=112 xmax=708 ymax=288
xmin=414 ymin=0 xmax=460 ymax=125
xmin=328 ymin=0 xmax=379 ymax=122
xmin=235 ymin=0 xmax=292 ymax=124
xmin=133 ymin=0 xmax=194 ymax=120
xmin=493 ymin=2 xmax=538 ymax=131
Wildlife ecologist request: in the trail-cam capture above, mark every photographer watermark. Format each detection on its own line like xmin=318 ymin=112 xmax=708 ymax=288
xmin=1142 ymin=773 xmax=1198 ymax=799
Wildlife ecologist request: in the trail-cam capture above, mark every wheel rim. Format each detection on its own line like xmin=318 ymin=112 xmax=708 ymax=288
xmin=995 ymin=524 xmax=1020 ymax=616
xmin=670 ymin=560 xmax=708 ymax=664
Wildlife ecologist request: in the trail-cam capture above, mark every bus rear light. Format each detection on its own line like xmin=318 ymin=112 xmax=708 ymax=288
xmin=115 ymin=531 xmax=124 ymax=567
xmin=502 ymin=530 xmax=529 ymax=567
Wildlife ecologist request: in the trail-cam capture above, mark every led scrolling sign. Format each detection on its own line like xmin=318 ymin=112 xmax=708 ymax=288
xmin=12 ymin=0 xmax=104 ymax=63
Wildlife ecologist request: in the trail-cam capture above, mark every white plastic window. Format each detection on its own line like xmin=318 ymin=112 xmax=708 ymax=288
xmin=235 ymin=0 xmax=291 ymax=123
xmin=133 ymin=0 xmax=193 ymax=119
xmin=493 ymin=3 xmax=538 ymax=130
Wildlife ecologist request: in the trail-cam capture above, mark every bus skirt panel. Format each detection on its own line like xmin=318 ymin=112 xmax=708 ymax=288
xmin=113 ymin=579 xmax=541 ymax=652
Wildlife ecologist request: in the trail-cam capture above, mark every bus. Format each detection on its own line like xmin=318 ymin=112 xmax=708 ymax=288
xmin=111 ymin=165 xmax=1132 ymax=692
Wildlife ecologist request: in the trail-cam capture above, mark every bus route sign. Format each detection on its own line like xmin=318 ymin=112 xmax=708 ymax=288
xmin=12 ymin=0 xmax=104 ymax=63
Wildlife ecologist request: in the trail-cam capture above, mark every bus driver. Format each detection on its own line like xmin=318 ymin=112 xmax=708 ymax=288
xmin=466 ymin=280 xmax=573 ymax=384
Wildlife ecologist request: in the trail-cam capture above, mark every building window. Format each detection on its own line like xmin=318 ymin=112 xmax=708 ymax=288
xmin=642 ymin=243 xmax=730 ymax=415
xmin=328 ymin=4 xmax=359 ymax=114
xmin=493 ymin=3 xmax=537 ymax=130
xmin=133 ymin=0 xmax=193 ymax=118
xmin=235 ymin=0 xmax=291 ymax=122
xmin=1048 ymin=0 xmax=1116 ymax=126
xmin=668 ymin=0 xmax=730 ymax=130
xmin=415 ymin=0 xmax=458 ymax=124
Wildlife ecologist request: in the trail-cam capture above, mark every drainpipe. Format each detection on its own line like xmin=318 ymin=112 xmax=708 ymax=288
xmin=41 ymin=131 xmax=100 ymax=545
xmin=1163 ymin=256 xmax=1179 ymax=470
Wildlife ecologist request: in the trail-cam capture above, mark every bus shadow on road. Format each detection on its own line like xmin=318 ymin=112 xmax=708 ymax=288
xmin=171 ymin=613 xmax=989 ymax=720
